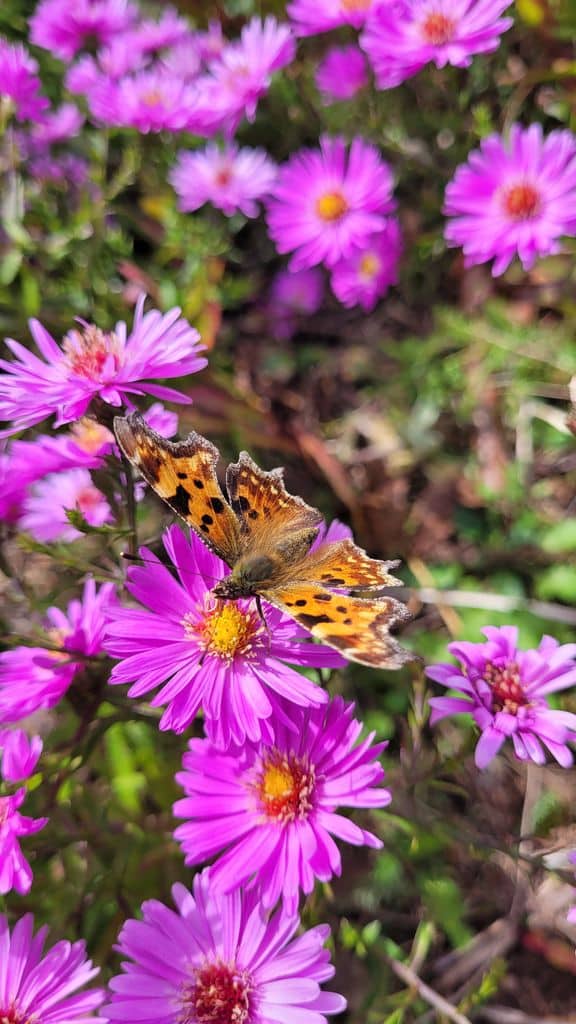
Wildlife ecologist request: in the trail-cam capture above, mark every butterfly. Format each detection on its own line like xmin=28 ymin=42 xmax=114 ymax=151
xmin=114 ymin=412 xmax=414 ymax=669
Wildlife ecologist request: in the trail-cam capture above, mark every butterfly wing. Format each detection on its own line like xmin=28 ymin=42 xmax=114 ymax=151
xmin=302 ymin=538 xmax=403 ymax=591
xmin=114 ymin=413 xmax=242 ymax=565
xmin=263 ymin=581 xmax=413 ymax=669
xmin=225 ymin=452 xmax=324 ymax=548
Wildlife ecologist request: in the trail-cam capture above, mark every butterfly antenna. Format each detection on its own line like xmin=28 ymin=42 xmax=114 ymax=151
xmin=255 ymin=595 xmax=272 ymax=650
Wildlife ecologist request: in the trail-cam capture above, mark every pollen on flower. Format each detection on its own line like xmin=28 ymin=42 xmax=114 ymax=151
xmin=181 ymin=962 xmax=253 ymax=1024
xmin=256 ymin=750 xmax=316 ymax=823
xmin=0 ymin=1005 xmax=26 ymax=1024
xmin=501 ymin=181 xmax=541 ymax=220
xmin=142 ymin=89 xmax=164 ymax=107
xmin=484 ymin=661 xmax=528 ymax=714
xmin=341 ymin=0 xmax=373 ymax=12
xmin=420 ymin=12 xmax=456 ymax=45
xmin=215 ymin=166 xmax=233 ymax=187
xmin=70 ymin=418 xmax=113 ymax=453
xmin=62 ymin=325 xmax=123 ymax=381
xmin=316 ymin=190 xmax=348 ymax=222
xmin=187 ymin=602 xmax=261 ymax=661
xmin=359 ymin=252 xmax=381 ymax=280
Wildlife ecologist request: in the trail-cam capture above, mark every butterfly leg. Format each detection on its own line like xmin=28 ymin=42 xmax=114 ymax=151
xmin=255 ymin=595 xmax=272 ymax=651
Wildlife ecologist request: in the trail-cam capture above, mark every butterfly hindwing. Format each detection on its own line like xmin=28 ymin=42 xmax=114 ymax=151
xmin=294 ymin=538 xmax=403 ymax=591
xmin=263 ymin=581 xmax=413 ymax=669
xmin=114 ymin=414 xmax=242 ymax=565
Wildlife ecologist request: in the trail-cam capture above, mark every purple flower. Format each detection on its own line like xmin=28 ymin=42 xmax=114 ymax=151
xmin=315 ymin=45 xmax=368 ymax=103
xmin=170 ymin=142 xmax=277 ymax=218
xmin=30 ymin=0 xmax=138 ymax=61
xmin=0 ymin=294 xmax=206 ymax=436
xmin=0 ymin=729 xmax=43 ymax=783
xmin=20 ymin=467 xmax=113 ymax=542
xmin=288 ymin=0 xmax=377 ymax=35
xmin=103 ymin=870 xmax=346 ymax=1024
xmin=360 ymin=0 xmax=513 ymax=90
xmin=267 ymin=266 xmax=325 ymax=340
xmin=26 ymin=103 xmax=84 ymax=150
xmin=0 ymin=791 xmax=47 ymax=895
xmin=329 ymin=219 xmax=402 ymax=310
xmin=0 ymin=914 xmax=103 ymax=1018
xmin=66 ymin=41 xmax=146 ymax=94
xmin=104 ymin=524 xmax=344 ymax=748
xmin=87 ymin=68 xmax=212 ymax=134
xmin=0 ymin=578 xmax=118 ymax=723
xmin=174 ymin=696 xmax=390 ymax=913
xmin=267 ymin=136 xmax=396 ymax=271
xmin=444 ymin=123 xmax=576 ymax=276
xmin=129 ymin=8 xmax=190 ymax=55
xmin=0 ymin=40 xmax=49 ymax=122
xmin=426 ymin=626 xmax=576 ymax=769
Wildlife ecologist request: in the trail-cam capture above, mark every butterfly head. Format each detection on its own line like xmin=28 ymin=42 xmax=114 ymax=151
xmin=212 ymin=553 xmax=278 ymax=600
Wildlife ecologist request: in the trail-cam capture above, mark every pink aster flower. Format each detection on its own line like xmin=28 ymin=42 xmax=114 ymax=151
xmin=426 ymin=626 xmax=576 ymax=769
xmin=330 ymin=218 xmax=402 ymax=310
xmin=104 ymin=524 xmax=344 ymax=748
xmin=170 ymin=142 xmax=277 ymax=218
xmin=20 ymin=467 xmax=113 ymax=543
xmin=315 ymin=45 xmax=368 ymax=103
xmin=444 ymin=123 xmax=576 ymax=276
xmin=195 ymin=21 xmax=225 ymax=64
xmin=87 ymin=68 xmax=211 ymax=134
xmin=129 ymin=8 xmax=191 ymax=55
xmin=267 ymin=266 xmax=325 ymax=340
xmin=0 ymin=790 xmax=47 ymax=895
xmin=267 ymin=135 xmax=396 ymax=271
xmin=66 ymin=39 xmax=147 ymax=95
xmin=30 ymin=0 xmax=138 ymax=61
xmin=174 ymin=695 xmax=390 ymax=913
xmin=0 ymin=40 xmax=49 ymax=122
xmin=0 ymin=914 xmax=103 ymax=1018
xmin=0 ymin=294 xmax=206 ymax=436
xmin=26 ymin=103 xmax=84 ymax=150
xmin=0 ymin=578 xmax=118 ymax=723
xmin=288 ymin=0 xmax=377 ymax=35
xmin=103 ymin=870 xmax=346 ymax=1024
xmin=360 ymin=0 xmax=513 ymax=90
xmin=0 ymin=729 xmax=43 ymax=783
xmin=160 ymin=38 xmax=201 ymax=80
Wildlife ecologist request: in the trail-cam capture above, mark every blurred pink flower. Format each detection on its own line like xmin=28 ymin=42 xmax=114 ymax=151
xmin=267 ymin=266 xmax=325 ymax=340
xmin=87 ymin=68 xmax=211 ymax=134
xmin=170 ymin=142 xmax=277 ymax=217
xmin=444 ymin=124 xmax=576 ymax=275
xmin=30 ymin=0 xmax=138 ymax=61
xmin=330 ymin=219 xmax=402 ymax=310
xmin=0 ymin=40 xmax=49 ymax=122
xmin=361 ymin=0 xmax=513 ymax=89
xmin=426 ymin=626 xmax=576 ymax=769
xmin=0 ymin=294 xmax=206 ymax=435
xmin=0 ymin=729 xmax=42 ymax=783
xmin=267 ymin=135 xmax=396 ymax=270
xmin=0 ymin=790 xmax=47 ymax=895
xmin=288 ymin=0 xmax=377 ymax=35
xmin=129 ymin=8 xmax=190 ymax=55
xmin=20 ymin=467 xmax=113 ymax=543
xmin=315 ymin=45 xmax=368 ymax=102
xmin=26 ymin=103 xmax=84 ymax=150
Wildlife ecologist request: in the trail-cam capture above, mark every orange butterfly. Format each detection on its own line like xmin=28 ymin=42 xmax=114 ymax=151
xmin=114 ymin=413 xmax=414 ymax=669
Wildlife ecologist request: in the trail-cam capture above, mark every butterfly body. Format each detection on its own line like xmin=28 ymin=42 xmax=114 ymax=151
xmin=114 ymin=413 xmax=414 ymax=669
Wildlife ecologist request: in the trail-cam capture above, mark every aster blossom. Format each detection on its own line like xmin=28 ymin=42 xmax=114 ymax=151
xmin=103 ymin=870 xmax=346 ymax=1024
xmin=0 ymin=40 xmax=49 ymax=122
xmin=330 ymin=218 xmax=402 ymax=310
xmin=20 ymin=467 xmax=113 ymax=543
xmin=0 ymin=294 xmax=206 ymax=436
xmin=426 ymin=626 xmax=576 ymax=769
xmin=267 ymin=135 xmax=396 ymax=271
xmin=315 ymin=45 xmax=368 ymax=103
xmin=87 ymin=69 xmax=213 ymax=135
xmin=0 ymin=729 xmax=43 ymax=783
xmin=0 ymin=578 xmax=118 ymax=723
xmin=267 ymin=267 xmax=325 ymax=340
xmin=360 ymin=0 xmax=513 ymax=90
xmin=288 ymin=0 xmax=378 ymax=36
xmin=174 ymin=695 xmax=390 ymax=913
xmin=170 ymin=142 xmax=277 ymax=218
xmin=444 ymin=123 xmax=576 ymax=275
xmin=30 ymin=0 xmax=138 ymax=61
xmin=0 ymin=789 xmax=47 ymax=895
xmin=0 ymin=914 xmax=104 ymax=1020
xmin=104 ymin=524 xmax=344 ymax=748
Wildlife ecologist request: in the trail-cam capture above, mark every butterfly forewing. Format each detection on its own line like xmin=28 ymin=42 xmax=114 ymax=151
xmin=226 ymin=452 xmax=324 ymax=544
xmin=114 ymin=414 xmax=242 ymax=565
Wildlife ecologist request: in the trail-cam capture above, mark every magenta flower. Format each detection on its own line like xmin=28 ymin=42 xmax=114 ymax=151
xmin=174 ymin=696 xmax=390 ymax=913
xmin=103 ymin=871 xmax=346 ymax=1024
xmin=0 ymin=914 xmax=103 ymax=1018
xmin=0 ymin=729 xmax=43 ymax=783
xmin=360 ymin=0 xmax=513 ymax=90
xmin=129 ymin=8 xmax=190 ymax=55
xmin=267 ymin=136 xmax=396 ymax=271
xmin=426 ymin=626 xmax=576 ymax=769
xmin=104 ymin=524 xmax=344 ymax=748
xmin=87 ymin=68 xmax=214 ymax=134
xmin=0 ymin=790 xmax=47 ymax=895
xmin=330 ymin=219 xmax=402 ymax=311
xmin=267 ymin=266 xmax=325 ymax=340
xmin=444 ymin=124 xmax=576 ymax=276
xmin=0 ymin=40 xmax=49 ymax=122
xmin=0 ymin=578 xmax=118 ymax=723
xmin=0 ymin=294 xmax=206 ymax=436
xmin=66 ymin=41 xmax=146 ymax=95
xmin=30 ymin=0 xmax=138 ymax=61
xmin=26 ymin=103 xmax=84 ymax=149
xmin=170 ymin=142 xmax=277 ymax=218
xmin=20 ymin=467 xmax=113 ymax=543
xmin=315 ymin=45 xmax=368 ymax=103
xmin=288 ymin=0 xmax=377 ymax=36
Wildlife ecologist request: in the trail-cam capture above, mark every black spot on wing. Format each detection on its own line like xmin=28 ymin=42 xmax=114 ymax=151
xmin=201 ymin=514 xmax=213 ymax=526
xmin=210 ymin=497 xmax=225 ymax=513
xmin=169 ymin=484 xmax=191 ymax=518
xmin=298 ymin=612 xmax=333 ymax=628
xmin=313 ymin=593 xmax=333 ymax=602
xmin=193 ymin=479 xmax=204 ymax=489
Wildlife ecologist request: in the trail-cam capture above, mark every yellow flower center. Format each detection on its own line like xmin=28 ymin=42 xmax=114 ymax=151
xmin=142 ymin=89 xmax=164 ymax=107
xmin=187 ymin=601 xmax=259 ymax=661
xmin=316 ymin=190 xmax=348 ymax=222
xmin=359 ymin=252 xmax=381 ymax=280
xmin=62 ymin=325 xmax=123 ymax=381
xmin=340 ymin=0 xmax=373 ymax=12
xmin=501 ymin=181 xmax=541 ymax=220
xmin=420 ymin=12 xmax=456 ymax=45
xmin=256 ymin=750 xmax=315 ymax=823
